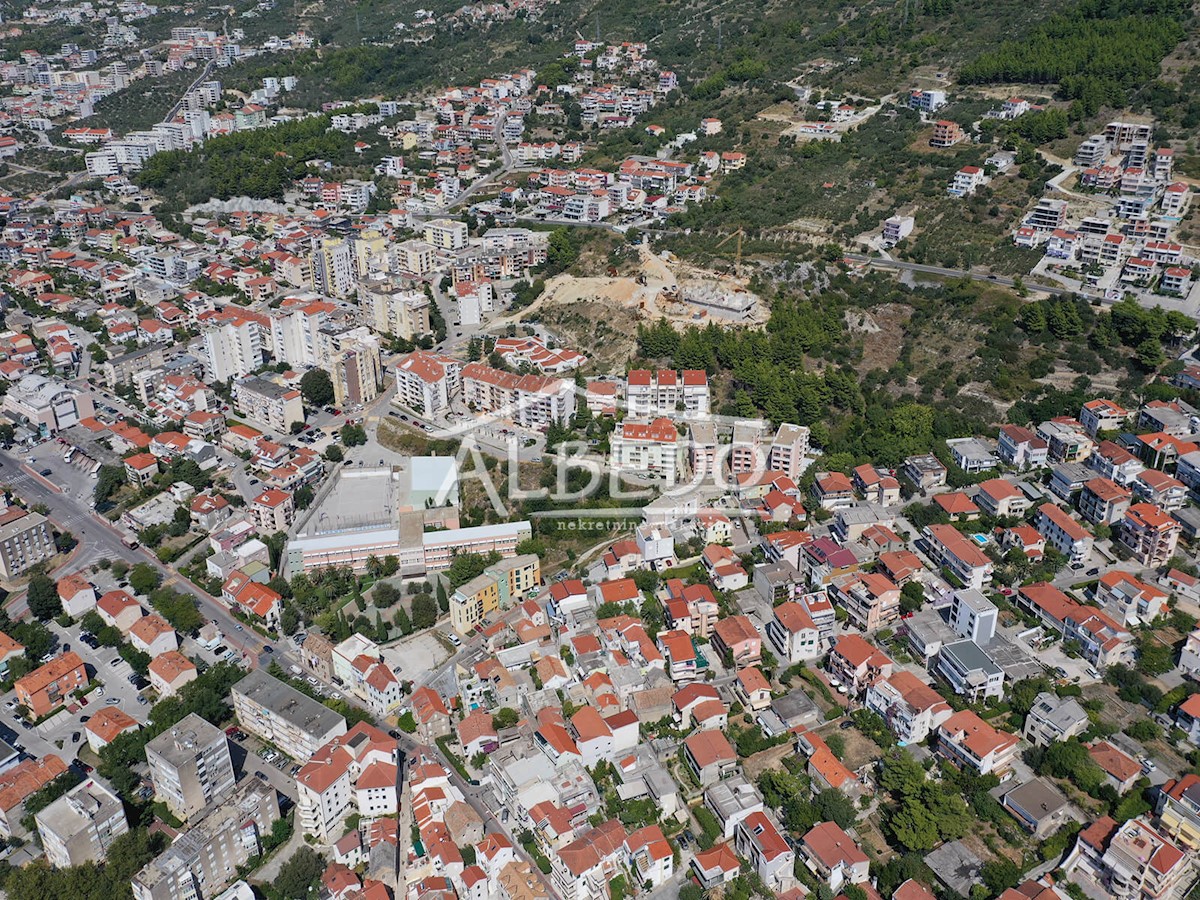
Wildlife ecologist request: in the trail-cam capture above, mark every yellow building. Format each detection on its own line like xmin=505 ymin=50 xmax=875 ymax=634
xmin=487 ymin=553 xmax=541 ymax=606
xmin=448 ymin=554 xmax=542 ymax=635
xmin=451 ymin=573 xmax=501 ymax=635
xmin=1158 ymin=775 xmax=1200 ymax=850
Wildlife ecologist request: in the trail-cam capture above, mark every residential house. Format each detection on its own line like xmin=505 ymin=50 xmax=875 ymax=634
xmin=864 ymin=670 xmax=953 ymax=744
xmin=682 ymin=730 xmax=737 ymax=787
xmin=936 ymin=710 xmax=1019 ymax=776
xmin=15 ymin=652 xmax=88 ymax=718
xmin=1022 ymin=692 xmax=1089 ymax=746
xmin=799 ymin=821 xmax=869 ymax=892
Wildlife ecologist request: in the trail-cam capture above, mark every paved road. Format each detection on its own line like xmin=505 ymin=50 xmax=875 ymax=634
xmin=448 ymin=112 xmax=512 ymax=210
xmin=0 ymin=448 xmax=264 ymax=663
xmin=161 ymin=59 xmax=216 ymax=126
xmin=842 ymin=253 xmax=1075 ymax=297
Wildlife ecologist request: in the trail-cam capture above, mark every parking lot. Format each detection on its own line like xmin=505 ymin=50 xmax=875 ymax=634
xmin=0 ymin=615 xmax=155 ymax=767
xmin=381 ymin=631 xmax=452 ymax=685
xmin=224 ymin=726 xmax=299 ymax=801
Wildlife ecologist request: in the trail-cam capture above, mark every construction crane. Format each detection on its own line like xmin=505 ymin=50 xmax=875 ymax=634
xmin=715 ymin=228 xmax=745 ymax=278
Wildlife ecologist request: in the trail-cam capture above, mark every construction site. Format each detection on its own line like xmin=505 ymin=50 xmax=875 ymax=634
xmin=495 ymin=245 xmax=767 ymax=329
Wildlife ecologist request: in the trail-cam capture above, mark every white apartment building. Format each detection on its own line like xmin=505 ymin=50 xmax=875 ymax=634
xmin=131 ymin=780 xmax=280 ymax=900
xmin=625 ymin=369 xmax=710 ymax=417
xmin=312 ymin=237 xmax=355 ymax=298
xmin=358 ymin=280 xmax=430 ymax=340
xmin=203 ymin=316 xmax=263 ymax=382
xmin=948 ymin=589 xmax=997 ymax=644
xmin=145 ymin=714 xmax=236 ymax=821
xmin=768 ymin=423 xmax=810 ymax=480
xmin=36 ymin=778 xmax=129 ymax=868
xmin=232 ymin=376 xmax=304 ymax=432
xmin=424 ymin=218 xmax=469 ymax=250
xmin=269 ymin=302 xmax=330 ymax=369
xmin=460 ymin=362 xmax=575 ymax=428
xmin=295 ymin=722 xmax=398 ymax=841
xmin=231 ymin=670 xmax=347 ymax=762
xmin=393 ymin=351 xmax=463 ymax=415
xmin=1035 ymin=503 xmax=1094 ymax=565
xmin=611 ymin=417 xmax=681 ymax=481
xmin=864 ymin=670 xmax=953 ymax=744
xmin=765 ymin=601 xmax=822 ymax=663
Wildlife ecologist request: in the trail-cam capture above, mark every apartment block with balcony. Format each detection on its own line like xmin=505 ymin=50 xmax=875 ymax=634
xmin=864 ymin=670 xmax=953 ymax=744
xmin=1035 ymin=503 xmax=1094 ymax=565
xmin=36 ymin=778 xmax=128 ymax=868
xmin=1066 ymin=816 xmax=1192 ymax=900
xmin=923 ymin=523 xmax=994 ymax=591
xmin=1120 ymin=503 xmax=1181 ymax=567
xmin=145 ymin=714 xmax=235 ymax=821
xmin=1157 ymin=774 xmax=1200 ymax=851
xmin=231 ymin=670 xmax=347 ymax=762
xmin=232 ymin=376 xmax=304 ymax=432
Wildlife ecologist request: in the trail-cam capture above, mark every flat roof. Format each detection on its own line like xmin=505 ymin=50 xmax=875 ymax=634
xmin=954 ymin=588 xmax=996 ymax=615
xmin=421 ymin=521 xmax=531 ymax=545
xmin=232 ymin=669 xmax=345 ymax=739
xmin=1003 ymin=777 xmax=1070 ymax=819
xmin=942 ymin=639 xmax=1002 ymax=676
xmin=299 ymin=466 xmax=400 ymax=535
xmin=0 ymin=510 xmax=46 ymax=543
xmin=145 ymin=713 xmax=226 ymax=767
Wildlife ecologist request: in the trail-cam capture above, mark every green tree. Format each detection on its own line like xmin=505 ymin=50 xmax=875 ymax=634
xmin=128 ymin=563 xmax=161 ymax=596
xmin=444 ymin=552 xmax=499 ymax=589
xmin=412 ymin=594 xmax=438 ymax=629
xmin=1136 ymin=633 xmax=1174 ymax=676
xmin=888 ymin=798 xmax=940 ymax=851
xmin=93 ymin=464 xmax=126 ymax=505
xmin=149 ymin=588 xmax=203 ymax=634
xmin=340 ymin=423 xmax=367 ymax=446
xmin=26 ymin=573 xmax=62 ymax=621
xmin=899 ymin=582 xmax=924 ymax=614
xmin=813 ymin=789 xmax=858 ymax=828
xmin=300 ymin=369 xmax=334 ymax=407
xmin=275 ymin=846 xmax=326 ymax=899
xmin=982 ymin=858 xmax=1021 ymax=895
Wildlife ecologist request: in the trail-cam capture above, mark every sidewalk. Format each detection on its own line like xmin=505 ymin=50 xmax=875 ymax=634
xmin=252 ymin=823 xmax=307 ymax=884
